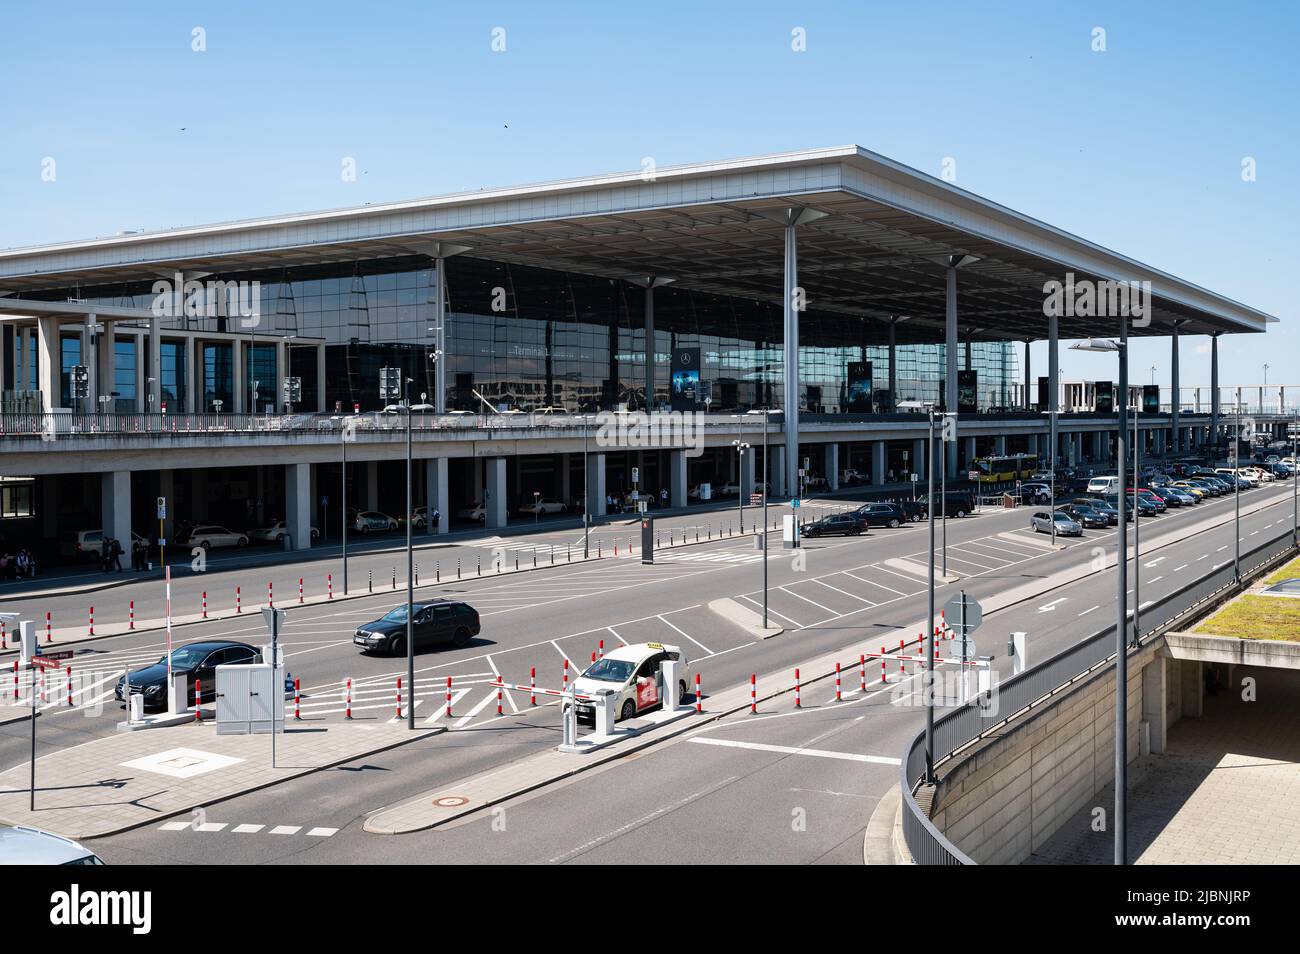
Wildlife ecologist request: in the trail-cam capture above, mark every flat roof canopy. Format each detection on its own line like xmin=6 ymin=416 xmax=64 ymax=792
xmin=0 ymin=146 xmax=1276 ymax=345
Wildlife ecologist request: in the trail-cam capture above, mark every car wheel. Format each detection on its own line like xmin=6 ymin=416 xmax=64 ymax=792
xmin=678 ymin=680 xmax=688 ymax=703
xmin=888 ymin=518 xmax=900 ymax=528
xmin=200 ymin=540 xmax=211 ymax=550
xmin=452 ymin=627 xmax=471 ymax=648
xmin=956 ymin=509 xmax=967 ymax=518
xmin=359 ymin=525 xmax=370 ymax=534
xmin=274 ymin=533 xmax=283 ymax=543
xmin=620 ymin=699 xmax=636 ymax=722
xmin=237 ymin=537 xmax=248 ymax=547
xmin=389 ymin=635 xmax=406 ymax=657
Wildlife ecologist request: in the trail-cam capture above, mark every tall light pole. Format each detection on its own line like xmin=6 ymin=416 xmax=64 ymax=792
xmin=341 ymin=424 xmax=349 ymax=595
xmin=733 ymin=439 xmax=750 ymax=533
xmin=1233 ymin=412 xmax=1243 ymax=581
xmin=582 ymin=415 xmax=590 ymax=559
xmin=404 ymin=376 xmax=416 ymax=730
xmin=1071 ymin=328 xmax=1129 ymax=865
xmin=1131 ymin=404 xmax=1142 ymax=642
xmin=762 ymin=410 xmax=771 ymax=629
xmin=1292 ymin=410 xmax=1298 ymax=546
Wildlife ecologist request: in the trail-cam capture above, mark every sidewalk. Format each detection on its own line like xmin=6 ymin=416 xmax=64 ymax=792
xmin=0 ymin=721 xmax=442 ymax=839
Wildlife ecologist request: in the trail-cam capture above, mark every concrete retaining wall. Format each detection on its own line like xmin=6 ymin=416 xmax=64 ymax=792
xmin=929 ymin=639 xmax=1204 ymax=865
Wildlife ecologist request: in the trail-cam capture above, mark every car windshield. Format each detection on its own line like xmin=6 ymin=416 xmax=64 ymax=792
xmin=158 ymin=646 xmax=215 ymax=668
xmin=1053 ymin=513 xmax=1074 ymax=522
xmin=381 ymin=606 xmax=410 ymax=623
xmin=581 ymin=658 xmax=637 ymax=683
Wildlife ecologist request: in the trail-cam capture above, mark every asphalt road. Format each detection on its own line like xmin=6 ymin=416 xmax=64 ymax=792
xmin=69 ymin=479 xmax=1296 ymax=864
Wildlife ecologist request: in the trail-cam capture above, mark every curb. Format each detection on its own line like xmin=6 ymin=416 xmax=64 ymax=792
xmin=1 ymin=724 xmax=448 ymax=842
xmin=863 ymin=784 xmax=902 ymax=865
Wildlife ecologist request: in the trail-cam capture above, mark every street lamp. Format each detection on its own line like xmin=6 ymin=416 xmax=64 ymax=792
xmin=1129 ymin=404 xmax=1142 ymax=641
xmin=732 ymin=439 xmax=751 ymax=533
xmin=583 ymin=415 xmax=591 ymax=560
xmin=1233 ymin=412 xmax=1243 ymax=581
xmin=1042 ymin=409 xmax=1060 ymax=547
xmin=899 ymin=399 xmax=952 ymax=784
xmin=1070 ymin=330 xmax=1129 ymax=866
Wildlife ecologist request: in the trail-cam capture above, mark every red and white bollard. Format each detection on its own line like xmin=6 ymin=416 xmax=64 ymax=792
xmin=750 ymin=673 xmax=757 ymax=714
xmin=328 ymin=574 xmax=334 ymax=599
xmin=294 ymin=678 xmax=301 ymax=720
xmin=396 ymin=676 xmax=402 ymax=719
xmin=529 ymin=666 xmax=536 ymax=706
xmin=860 ymin=654 xmax=867 ymax=693
xmin=66 ymin=666 xmax=73 ymax=707
xmin=563 ymin=658 xmax=569 ymax=690
xmin=496 ymin=684 xmax=503 ymax=716
xmin=194 ymin=679 xmax=202 ymax=722
xmin=45 ymin=611 xmax=51 ymax=643
xmin=12 ymin=660 xmax=18 ymax=701
xmin=881 ymin=647 xmax=887 ymax=684
xmin=129 ymin=600 xmax=135 ymax=629
xmin=268 ymin=581 xmax=274 ymax=608
xmin=345 ymin=678 xmax=353 ymax=720
xmin=835 ymin=661 xmax=842 ymax=702
xmin=598 ymin=638 xmax=604 ymax=659
xmin=236 ymin=586 xmax=242 ymax=614
xmin=299 ymin=578 xmax=304 ymax=604
xmin=1 ymin=620 xmax=6 ymax=650
xmin=202 ymin=591 xmax=208 ymax=618
xmin=695 ymin=672 xmax=702 ymax=713
xmin=445 ymin=675 xmax=453 ymax=717
xmin=88 ymin=606 xmax=94 ymax=636
xmin=794 ymin=668 xmax=801 ymax=708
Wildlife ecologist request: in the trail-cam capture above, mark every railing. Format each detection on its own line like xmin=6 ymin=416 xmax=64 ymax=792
xmin=899 ymin=525 xmax=1298 ymax=865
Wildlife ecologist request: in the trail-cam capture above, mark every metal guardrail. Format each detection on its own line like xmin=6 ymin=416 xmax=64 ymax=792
xmin=899 ymin=525 xmax=1298 ymax=865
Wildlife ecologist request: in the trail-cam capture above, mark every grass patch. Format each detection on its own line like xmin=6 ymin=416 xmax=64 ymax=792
xmin=1264 ymin=554 xmax=1300 ymax=586
xmin=1194 ymin=595 xmax=1300 ymax=641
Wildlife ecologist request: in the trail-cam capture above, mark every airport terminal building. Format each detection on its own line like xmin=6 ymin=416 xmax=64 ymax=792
xmin=0 ymin=146 xmax=1277 ymax=557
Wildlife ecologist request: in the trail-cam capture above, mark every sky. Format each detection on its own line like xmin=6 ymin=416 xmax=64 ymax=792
xmin=0 ymin=0 xmax=1295 ymax=392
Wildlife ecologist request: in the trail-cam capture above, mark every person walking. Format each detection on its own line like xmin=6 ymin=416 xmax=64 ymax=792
xmin=109 ymin=537 xmax=124 ymax=572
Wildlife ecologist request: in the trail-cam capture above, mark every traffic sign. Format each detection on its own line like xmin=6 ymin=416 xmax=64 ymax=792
xmin=791 ymin=498 xmax=801 ymax=509
xmin=261 ymin=607 xmax=287 ymax=632
xmin=967 ymin=470 xmax=980 ymax=481
xmin=631 ymin=466 xmax=639 ymax=484
xmin=39 ymin=650 xmax=73 ymax=662
xmin=749 ymin=493 xmax=763 ymax=506
xmin=30 ymin=656 xmax=60 ymax=670
xmin=944 ymin=592 xmax=983 ymax=633
xmin=156 ymin=496 xmax=166 ymax=519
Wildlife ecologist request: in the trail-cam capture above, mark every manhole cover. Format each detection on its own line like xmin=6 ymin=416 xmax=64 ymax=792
xmin=433 ymin=795 xmax=469 ymax=808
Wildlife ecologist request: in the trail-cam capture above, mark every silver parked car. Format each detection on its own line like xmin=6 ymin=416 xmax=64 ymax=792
xmin=1030 ymin=510 xmax=1082 ymax=537
xmin=0 ymin=826 xmax=103 ymax=865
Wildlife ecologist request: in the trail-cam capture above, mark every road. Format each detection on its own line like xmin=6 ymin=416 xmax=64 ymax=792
xmin=63 ymin=479 xmax=1296 ymax=864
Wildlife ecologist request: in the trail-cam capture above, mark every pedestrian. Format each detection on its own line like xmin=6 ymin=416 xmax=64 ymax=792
xmin=110 ymin=537 xmax=124 ymax=572
xmin=887 ymin=468 xmax=896 ymax=483
xmin=429 ymin=509 xmax=440 ymax=532
xmin=660 ymin=487 xmax=668 ymax=507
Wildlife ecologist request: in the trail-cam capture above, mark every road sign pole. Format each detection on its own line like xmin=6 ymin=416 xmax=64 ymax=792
xmin=29 ymin=659 xmax=37 ymax=811
xmin=272 ymin=609 xmax=278 ymax=769
xmin=925 ymin=411 xmax=936 ymax=783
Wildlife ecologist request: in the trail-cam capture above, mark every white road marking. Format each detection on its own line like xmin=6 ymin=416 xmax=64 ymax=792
xmin=269 ymin=825 xmax=302 ymax=835
xmin=1173 ymin=564 xmax=1188 ymax=572
xmin=307 ymin=827 xmax=339 ymax=837
xmin=1078 ymin=605 xmax=1099 ymax=617
xmin=1038 ymin=598 xmax=1067 ymax=613
xmin=232 ymin=824 xmax=265 ymax=834
xmin=688 ymin=736 xmax=901 ymax=765
xmin=657 ymin=615 xmax=711 ymax=655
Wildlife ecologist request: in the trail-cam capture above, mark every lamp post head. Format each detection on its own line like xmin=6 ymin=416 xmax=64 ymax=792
xmin=1070 ymin=338 xmax=1122 ymax=354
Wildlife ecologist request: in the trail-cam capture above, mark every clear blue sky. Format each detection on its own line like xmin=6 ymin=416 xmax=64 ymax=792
xmin=1 ymin=0 xmax=1294 ymax=391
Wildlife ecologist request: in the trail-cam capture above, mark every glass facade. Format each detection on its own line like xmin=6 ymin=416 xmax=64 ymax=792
xmin=203 ymin=342 xmax=234 ymax=412
xmin=113 ymin=337 xmax=138 ymax=412
xmin=160 ymin=340 xmax=185 ymax=412
xmin=21 ymin=254 xmax=1017 ymax=415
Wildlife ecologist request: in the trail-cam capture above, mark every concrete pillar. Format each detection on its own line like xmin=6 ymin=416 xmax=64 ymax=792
xmin=285 ymin=462 xmax=312 ymax=550
xmin=316 ymin=342 xmax=327 ymax=412
xmin=944 ymin=265 xmax=958 ymax=477
xmin=1170 ymin=321 xmax=1182 ymax=452
xmin=825 ymin=442 xmax=839 ymax=491
xmin=275 ymin=337 xmax=289 ymax=413
xmin=365 ymin=460 xmax=379 ymax=511
xmin=669 ymin=449 xmax=688 ymax=507
xmin=770 ymin=445 xmax=786 ymax=497
xmin=586 ymin=452 xmax=607 ymax=517
xmin=1209 ymin=333 xmax=1220 ymax=443
xmin=101 ymin=471 xmax=132 ymax=550
xmin=911 ymin=438 xmax=925 ymax=480
xmin=994 ymin=435 xmax=1007 ymax=456
xmin=739 ymin=445 xmax=755 ymax=498
xmin=97 ymin=321 xmax=116 ymax=412
xmin=1140 ymin=657 xmax=1168 ymax=755
xmin=232 ymin=341 xmax=246 ymax=414
xmin=963 ymin=436 xmax=976 ymax=471
xmin=644 ymin=282 xmax=656 ymax=408
xmin=1180 ymin=659 xmax=1204 ymax=718
xmin=184 ymin=335 xmax=197 ymax=413
xmin=425 ymin=457 xmax=448 ymax=535
xmin=148 ymin=320 xmax=162 ymax=414
xmin=783 ymin=221 xmax=801 ymax=498
xmin=560 ymin=453 xmax=572 ymax=507
xmin=158 ymin=470 xmax=174 ymax=544
xmin=872 ymin=441 xmax=886 ymax=486
xmin=1023 ymin=338 xmax=1032 ymax=409
xmin=484 ymin=457 xmax=507 ymax=529
xmin=36 ymin=316 xmax=60 ymax=411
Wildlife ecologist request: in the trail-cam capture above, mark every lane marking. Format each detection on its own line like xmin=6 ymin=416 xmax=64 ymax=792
xmin=688 ymin=736 xmax=902 ymax=765
xmin=1078 ymin=605 xmax=1099 ymax=617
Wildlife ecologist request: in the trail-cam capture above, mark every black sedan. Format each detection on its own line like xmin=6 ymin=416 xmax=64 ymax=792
xmin=1056 ymin=504 xmax=1109 ymax=529
xmin=1069 ymin=497 xmax=1119 ymax=525
xmin=854 ymin=502 xmax=908 ymax=528
xmin=115 ymin=640 xmax=274 ymax=712
xmin=354 ymin=600 xmax=481 ymax=655
xmin=802 ymin=513 xmax=867 ymax=537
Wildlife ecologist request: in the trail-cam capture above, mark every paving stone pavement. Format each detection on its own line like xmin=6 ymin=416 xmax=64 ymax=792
xmin=0 ymin=721 xmax=441 ymax=840
xmin=1028 ymin=667 xmax=1300 ymax=864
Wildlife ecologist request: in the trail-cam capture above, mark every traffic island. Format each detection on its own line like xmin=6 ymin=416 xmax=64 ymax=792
xmin=0 ymin=721 xmax=444 ymax=840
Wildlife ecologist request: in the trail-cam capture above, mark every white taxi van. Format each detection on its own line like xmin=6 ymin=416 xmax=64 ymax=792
xmin=571 ymin=642 xmax=690 ymax=725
